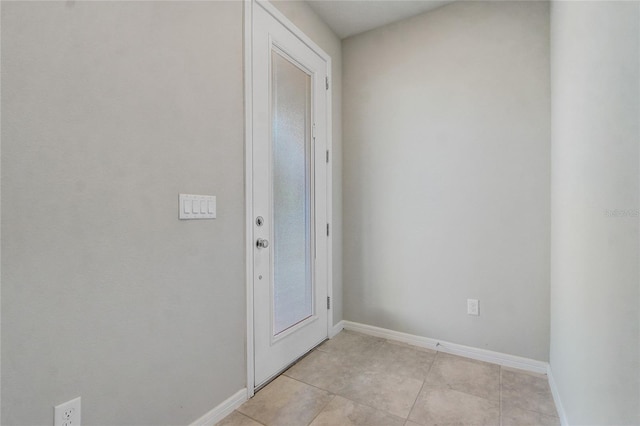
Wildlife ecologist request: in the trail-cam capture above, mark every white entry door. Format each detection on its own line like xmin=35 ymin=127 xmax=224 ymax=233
xmin=251 ymin=1 xmax=330 ymax=388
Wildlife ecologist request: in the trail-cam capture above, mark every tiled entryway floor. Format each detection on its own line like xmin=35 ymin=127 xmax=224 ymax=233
xmin=217 ymin=330 xmax=560 ymax=426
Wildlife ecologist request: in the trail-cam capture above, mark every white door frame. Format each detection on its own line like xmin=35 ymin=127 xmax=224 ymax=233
xmin=244 ymin=0 xmax=333 ymax=397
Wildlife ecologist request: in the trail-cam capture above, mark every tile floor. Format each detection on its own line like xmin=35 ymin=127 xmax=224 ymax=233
xmin=217 ymin=331 xmax=560 ymax=426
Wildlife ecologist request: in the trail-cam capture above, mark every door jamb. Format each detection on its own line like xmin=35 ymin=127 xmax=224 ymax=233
xmin=244 ymin=0 xmax=333 ymax=398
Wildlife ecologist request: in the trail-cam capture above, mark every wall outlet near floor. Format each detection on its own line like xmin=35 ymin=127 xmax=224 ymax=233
xmin=54 ymin=397 xmax=81 ymax=426
xmin=467 ymin=299 xmax=479 ymax=316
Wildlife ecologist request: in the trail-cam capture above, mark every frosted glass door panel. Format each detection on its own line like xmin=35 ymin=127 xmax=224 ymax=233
xmin=272 ymin=51 xmax=313 ymax=335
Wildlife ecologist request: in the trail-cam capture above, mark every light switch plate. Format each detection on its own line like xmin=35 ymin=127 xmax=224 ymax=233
xmin=179 ymin=194 xmax=216 ymax=219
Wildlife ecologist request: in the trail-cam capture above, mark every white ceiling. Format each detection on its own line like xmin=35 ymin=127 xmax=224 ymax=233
xmin=306 ymin=0 xmax=456 ymax=39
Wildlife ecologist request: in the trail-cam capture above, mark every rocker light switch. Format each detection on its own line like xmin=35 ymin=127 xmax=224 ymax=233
xmin=179 ymin=194 xmax=216 ymax=219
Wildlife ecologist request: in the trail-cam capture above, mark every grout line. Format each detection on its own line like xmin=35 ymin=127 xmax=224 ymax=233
xmin=426 ymin=351 xmax=503 ymax=406
xmin=286 ymin=374 xmax=337 ymax=395
xmin=305 ymin=393 xmax=336 ymax=426
xmin=426 ymin=350 xmax=438 ymax=379
xmin=234 ymin=410 xmax=267 ymax=426
xmin=288 ymin=370 xmax=406 ymax=423
xmin=238 ymin=375 xmax=335 ymax=426
xmin=405 ymin=350 xmax=437 ymax=423
xmin=292 ymin=339 xmax=421 ymax=422
xmin=339 ymin=394 xmax=407 ymax=421
xmin=406 ymin=379 xmax=426 ymax=422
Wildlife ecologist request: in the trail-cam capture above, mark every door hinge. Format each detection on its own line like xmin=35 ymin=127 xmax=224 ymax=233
xmin=312 ymin=123 xmax=316 ymax=141
xmin=326 ymin=77 xmax=329 ymax=90
xmin=327 ymin=296 xmax=331 ymax=310
xmin=326 ymin=150 xmax=329 ymax=163
xmin=327 ymin=223 xmax=330 ymax=236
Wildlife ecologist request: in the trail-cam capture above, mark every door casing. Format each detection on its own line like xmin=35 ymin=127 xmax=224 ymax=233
xmin=243 ymin=0 xmax=333 ymax=397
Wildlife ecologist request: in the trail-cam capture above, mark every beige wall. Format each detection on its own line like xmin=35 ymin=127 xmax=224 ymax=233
xmin=1 ymin=2 xmax=246 ymax=423
xmin=550 ymin=1 xmax=640 ymax=424
xmin=273 ymin=0 xmax=343 ymax=326
xmin=342 ymin=1 xmax=551 ymax=361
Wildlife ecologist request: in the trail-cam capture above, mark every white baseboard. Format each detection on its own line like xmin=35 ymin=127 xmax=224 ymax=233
xmin=189 ymin=388 xmax=248 ymax=426
xmin=547 ymin=365 xmax=569 ymax=426
xmin=329 ymin=320 xmax=344 ymax=338
xmin=342 ymin=321 xmax=549 ymax=375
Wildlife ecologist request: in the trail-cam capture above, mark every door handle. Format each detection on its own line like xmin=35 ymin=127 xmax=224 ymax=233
xmin=256 ymin=238 xmax=269 ymax=249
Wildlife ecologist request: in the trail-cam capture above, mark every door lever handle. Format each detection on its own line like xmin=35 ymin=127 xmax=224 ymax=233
xmin=256 ymin=238 xmax=269 ymax=249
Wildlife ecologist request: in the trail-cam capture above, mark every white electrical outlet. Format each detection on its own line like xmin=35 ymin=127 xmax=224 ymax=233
xmin=467 ymin=299 xmax=479 ymax=316
xmin=54 ymin=397 xmax=81 ymax=426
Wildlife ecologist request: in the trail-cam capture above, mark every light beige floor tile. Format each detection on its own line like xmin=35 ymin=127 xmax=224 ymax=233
xmin=425 ymin=352 xmax=500 ymax=401
xmin=284 ymin=350 xmax=354 ymax=393
xmin=408 ymin=385 xmax=500 ymax=426
xmin=316 ymin=331 xmax=385 ymax=362
xmin=309 ymin=395 xmax=405 ymax=426
xmin=333 ymin=368 xmax=424 ymax=419
xmin=501 ymin=403 xmax=561 ymax=426
xmin=404 ymin=421 xmax=423 ymax=426
xmin=365 ymin=341 xmax=436 ymax=380
xmin=501 ymin=369 xmax=558 ymax=417
xmin=237 ymin=375 xmax=333 ymax=426
xmin=216 ymin=411 xmax=264 ymax=426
